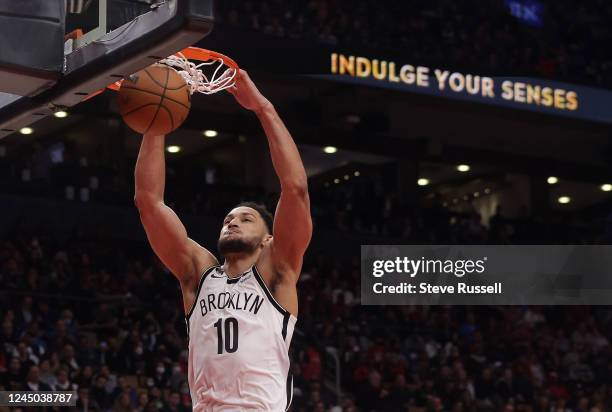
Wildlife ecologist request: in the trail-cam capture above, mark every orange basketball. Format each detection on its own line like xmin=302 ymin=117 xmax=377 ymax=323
xmin=117 ymin=64 xmax=191 ymax=135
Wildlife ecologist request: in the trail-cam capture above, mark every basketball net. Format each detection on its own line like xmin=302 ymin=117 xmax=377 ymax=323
xmin=159 ymin=50 xmax=238 ymax=95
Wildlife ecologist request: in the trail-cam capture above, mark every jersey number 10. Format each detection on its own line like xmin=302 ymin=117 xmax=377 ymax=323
xmin=214 ymin=317 xmax=239 ymax=354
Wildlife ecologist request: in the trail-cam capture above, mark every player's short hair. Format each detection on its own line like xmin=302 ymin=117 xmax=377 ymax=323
xmin=234 ymin=202 xmax=274 ymax=234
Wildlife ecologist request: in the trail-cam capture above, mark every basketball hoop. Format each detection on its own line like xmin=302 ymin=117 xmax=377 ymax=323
xmin=86 ymin=47 xmax=239 ymax=100
xmin=159 ymin=47 xmax=239 ymax=95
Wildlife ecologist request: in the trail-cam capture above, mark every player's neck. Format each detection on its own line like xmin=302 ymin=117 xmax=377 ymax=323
xmin=222 ymin=253 xmax=259 ymax=278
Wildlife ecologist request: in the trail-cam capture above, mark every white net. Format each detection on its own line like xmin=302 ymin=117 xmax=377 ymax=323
xmin=159 ymin=52 xmax=237 ymax=95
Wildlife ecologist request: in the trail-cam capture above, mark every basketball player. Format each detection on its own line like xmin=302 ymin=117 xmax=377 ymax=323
xmin=134 ymin=70 xmax=312 ymax=411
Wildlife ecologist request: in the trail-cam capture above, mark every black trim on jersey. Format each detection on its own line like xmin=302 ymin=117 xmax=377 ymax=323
xmin=282 ymin=312 xmax=290 ymax=341
xmin=185 ymin=265 xmax=219 ymax=321
xmin=226 ymin=276 xmax=240 ymax=284
xmin=252 ymin=266 xmax=290 ymax=317
xmin=285 ymin=373 xmax=293 ymax=411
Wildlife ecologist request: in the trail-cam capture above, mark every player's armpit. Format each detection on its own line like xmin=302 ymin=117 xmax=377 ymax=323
xmin=270 ymin=183 xmax=312 ymax=282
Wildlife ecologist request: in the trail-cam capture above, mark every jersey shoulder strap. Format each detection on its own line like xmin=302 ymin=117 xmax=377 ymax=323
xmin=186 ymin=265 xmax=220 ymax=320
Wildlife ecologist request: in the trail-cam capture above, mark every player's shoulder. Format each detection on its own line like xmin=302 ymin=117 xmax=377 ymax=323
xmin=256 ymin=242 xmax=300 ymax=286
xmin=185 ymin=238 xmax=219 ymax=284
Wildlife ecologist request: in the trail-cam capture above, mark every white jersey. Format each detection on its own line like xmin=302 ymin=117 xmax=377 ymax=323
xmin=186 ymin=265 xmax=296 ymax=411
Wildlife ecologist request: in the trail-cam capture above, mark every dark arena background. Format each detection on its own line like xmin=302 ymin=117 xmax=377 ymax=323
xmin=1 ymin=0 xmax=611 ymax=411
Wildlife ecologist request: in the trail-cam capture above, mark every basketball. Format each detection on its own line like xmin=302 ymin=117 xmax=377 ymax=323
xmin=117 ymin=64 xmax=191 ymax=135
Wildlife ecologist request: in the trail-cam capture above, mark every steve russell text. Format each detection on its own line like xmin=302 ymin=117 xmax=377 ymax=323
xmin=371 ymin=257 xmax=502 ymax=295
xmin=373 ymin=282 xmax=502 ymax=294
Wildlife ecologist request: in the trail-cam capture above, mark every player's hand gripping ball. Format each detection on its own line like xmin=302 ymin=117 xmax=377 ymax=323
xmin=117 ymin=64 xmax=191 ymax=135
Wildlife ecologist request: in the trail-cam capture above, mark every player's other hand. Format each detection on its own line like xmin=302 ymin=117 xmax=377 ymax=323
xmin=227 ymin=69 xmax=271 ymax=113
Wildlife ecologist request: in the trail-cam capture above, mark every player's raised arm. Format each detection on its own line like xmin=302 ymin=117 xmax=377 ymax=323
xmin=134 ymin=133 xmax=217 ymax=287
xmin=228 ymin=70 xmax=312 ymax=280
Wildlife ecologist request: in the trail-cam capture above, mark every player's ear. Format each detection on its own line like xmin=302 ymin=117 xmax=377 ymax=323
xmin=262 ymin=234 xmax=273 ymax=246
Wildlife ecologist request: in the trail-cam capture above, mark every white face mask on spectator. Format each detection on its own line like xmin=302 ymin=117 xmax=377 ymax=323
xmin=156 ymin=365 xmax=165 ymax=374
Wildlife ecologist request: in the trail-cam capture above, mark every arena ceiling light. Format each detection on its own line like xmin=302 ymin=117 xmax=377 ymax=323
xmin=417 ymin=178 xmax=430 ymax=186
xmin=558 ymin=196 xmax=571 ymax=204
xmin=343 ymin=175 xmax=350 ymax=180
xmin=456 ymin=164 xmax=470 ymax=172
xmin=53 ymin=110 xmax=68 ymax=118
xmin=333 ymin=178 xmax=340 ymax=184
xmin=323 ymin=146 xmax=337 ymax=154
xmin=344 ymin=114 xmax=361 ymax=124
xmin=166 ymin=145 xmax=181 ymax=153
xmin=19 ymin=127 xmax=33 ymax=135
xmin=547 ymin=176 xmax=559 ymax=184
xmin=203 ymin=130 xmax=218 ymax=138
xmin=354 ymin=171 xmax=360 ymax=177
xmin=601 ymin=184 xmax=612 ymax=192
xmin=484 ymin=188 xmax=491 ymax=194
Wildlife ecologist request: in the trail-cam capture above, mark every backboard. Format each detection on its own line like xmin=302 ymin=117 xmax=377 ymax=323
xmin=0 ymin=0 xmax=213 ymax=139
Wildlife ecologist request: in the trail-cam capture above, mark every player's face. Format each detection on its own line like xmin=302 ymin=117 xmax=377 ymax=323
xmin=217 ymin=207 xmax=268 ymax=256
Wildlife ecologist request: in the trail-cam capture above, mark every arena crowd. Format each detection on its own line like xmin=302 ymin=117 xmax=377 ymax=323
xmin=217 ymin=0 xmax=612 ymax=89
xmin=1 ymin=206 xmax=610 ymax=411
